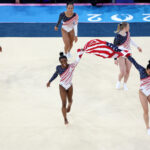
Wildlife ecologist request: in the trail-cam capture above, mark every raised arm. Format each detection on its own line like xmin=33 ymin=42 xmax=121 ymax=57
xmin=71 ymin=49 xmax=84 ymax=68
xmin=130 ymin=39 xmax=142 ymax=52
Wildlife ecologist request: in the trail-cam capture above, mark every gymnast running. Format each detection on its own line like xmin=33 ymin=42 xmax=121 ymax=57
xmin=113 ymin=22 xmax=142 ymax=90
xmin=54 ymin=2 xmax=78 ymax=58
xmin=46 ymin=50 xmax=84 ymax=125
xmin=127 ymin=56 xmax=150 ymax=135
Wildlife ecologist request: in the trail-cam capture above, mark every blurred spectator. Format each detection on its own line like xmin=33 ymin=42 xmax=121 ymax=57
xmin=2 ymin=0 xmax=149 ymax=3
xmin=36 ymin=0 xmax=52 ymax=2
xmin=16 ymin=0 xmax=20 ymax=3
xmin=116 ymin=0 xmax=134 ymax=2
xmin=21 ymin=0 xmax=55 ymax=3
xmin=0 ymin=0 xmax=15 ymax=2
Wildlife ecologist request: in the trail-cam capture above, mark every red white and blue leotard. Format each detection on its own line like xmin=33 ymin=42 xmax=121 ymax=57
xmin=56 ymin=12 xmax=78 ymax=36
xmin=114 ymin=32 xmax=138 ymax=52
xmin=128 ymin=56 xmax=150 ymax=97
xmin=49 ymin=50 xmax=83 ymax=90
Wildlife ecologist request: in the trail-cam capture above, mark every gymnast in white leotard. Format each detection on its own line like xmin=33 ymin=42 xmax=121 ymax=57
xmin=113 ymin=22 xmax=142 ymax=90
xmin=54 ymin=2 xmax=78 ymax=58
xmin=46 ymin=49 xmax=84 ymax=125
xmin=127 ymin=56 xmax=150 ymax=135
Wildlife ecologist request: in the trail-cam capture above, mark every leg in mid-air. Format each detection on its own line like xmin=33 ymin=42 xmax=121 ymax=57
xmin=68 ymin=29 xmax=75 ymax=52
xmin=66 ymin=85 xmax=73 ymax=113
xmin=61 ymin=28 xmax=71 ymax=56
xmin=123 ymin=59 xmax=132 ymax=90
xmin=139 ymin=90 xmax=150 ymax=134
xmin=116 ymin=57 xmax=126 ymax=89
xmin=59 ymin=85 xmax=69 ymax=125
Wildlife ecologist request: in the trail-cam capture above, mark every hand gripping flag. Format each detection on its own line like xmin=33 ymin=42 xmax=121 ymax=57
xmin=77 ymin=48 xmax=84 ymax=59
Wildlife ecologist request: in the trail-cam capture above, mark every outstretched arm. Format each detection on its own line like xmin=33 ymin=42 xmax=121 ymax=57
xmin=55 ymin=13 xmax=63 ymax=31
xmin=130 ymin=39 xmax=138 ymax=48
xmin=130 ymin=39 xmax=142 ymax=52
xmin=127 ymin=55 xmax=144 ymax=72
xmin=47 ymin=68 xmax=59 ymax=87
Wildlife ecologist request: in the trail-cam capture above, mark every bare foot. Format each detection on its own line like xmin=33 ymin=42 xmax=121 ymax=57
xmin=64 ymin=118 xmax=69 ymax=125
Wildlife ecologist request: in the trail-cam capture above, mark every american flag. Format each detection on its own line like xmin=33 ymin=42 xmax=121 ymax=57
xmin=83 ymin=39 xmax=130 ymax=59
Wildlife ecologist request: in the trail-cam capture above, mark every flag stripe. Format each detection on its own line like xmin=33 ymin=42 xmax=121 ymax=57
xmin=84 ymin=39 xmax=130 ymax=59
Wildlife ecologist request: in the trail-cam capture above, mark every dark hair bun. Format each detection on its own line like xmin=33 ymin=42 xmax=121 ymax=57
xmin=67 ymin=2 xmax=74 ymax=6
xmin=59 ymin=52 xmax=64 ymax=57
xmin=149 ymin=60 xmax=150 ymax=64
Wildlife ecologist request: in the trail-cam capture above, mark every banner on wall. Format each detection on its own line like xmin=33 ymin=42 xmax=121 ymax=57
xmin=0 ymin=4 xmax=150 ymax=23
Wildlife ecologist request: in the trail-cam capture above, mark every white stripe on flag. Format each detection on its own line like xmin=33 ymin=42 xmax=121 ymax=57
xmin=91 ymin=52 xmax=109 ymax=57
xmin=86 ymin=48 xmax=113 ymax=54
xmin=86 ymin=44 xmax=106 ymax=50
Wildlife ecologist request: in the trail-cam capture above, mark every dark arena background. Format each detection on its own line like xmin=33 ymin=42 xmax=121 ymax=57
xmin=0 ymin=1 xmax=150 ymax=37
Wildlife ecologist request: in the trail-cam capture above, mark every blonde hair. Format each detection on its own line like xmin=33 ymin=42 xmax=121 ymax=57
xmin=115 ymin=22 xmax=128 ymax=33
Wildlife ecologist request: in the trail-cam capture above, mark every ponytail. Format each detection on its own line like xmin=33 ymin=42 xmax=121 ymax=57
xmin=67 ymin=2 xmax=74 ymax=7
xmin=146 ymin=60 xmax=150 ymax=70
xmin=115 ymin=24 xmax=121 ymax=33
xmin=114 ymin=22 xmax=128 ymax=33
